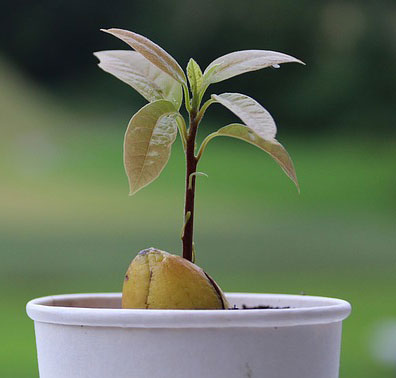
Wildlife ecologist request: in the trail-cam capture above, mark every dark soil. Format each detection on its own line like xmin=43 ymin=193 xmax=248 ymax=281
xmin=230 ymin=305 xmax=291 ymax=310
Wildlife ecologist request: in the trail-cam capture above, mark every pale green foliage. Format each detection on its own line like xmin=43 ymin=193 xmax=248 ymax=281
xmin=200 ymin=124 xmax=298 ymax=190
xmin=187 ymin=58 xmax=203 ymax=98
xmin=203 ymin=50 xmax=304 ymax=84
xmin=199 ymin=63 xmax=221 ymax=103
xmin=94 ymin=50 xmax=182 ymax=109
xmin=211 ymin=93 xmax=277 ymax=140
xmin=201 ymin=63 xmax=221 ymax=85
xmin=124 ymin=100 xmax=178 ymax=195
xmin=98 ymin=28 xmax=302 ymax=194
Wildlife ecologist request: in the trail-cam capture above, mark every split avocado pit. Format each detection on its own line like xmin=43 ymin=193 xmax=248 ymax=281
xmin=122 ymin=248 xmax=229 ymax=309
xmin=122 ymin=248 xmax=295 ymax=310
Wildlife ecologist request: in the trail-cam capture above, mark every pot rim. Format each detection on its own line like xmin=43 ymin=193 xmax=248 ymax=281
xmin=26 ymin=293 xmax=351 ymax=328
xmin=26 ymin=292 xmax=351 ymax=328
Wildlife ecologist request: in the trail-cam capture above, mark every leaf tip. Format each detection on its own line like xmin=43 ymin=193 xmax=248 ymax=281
xmin=92 ymin=52 xmax=106 ymax=70
xmin=100 ymin=28 xmax=122 ymax=37
xmin=284 ymin=161 xmax=300 ymax=193
xmin=92 ymin=51 xmax=101 ymax=61
xmin=128 ymin=186 xmax=139 ymax=196
xmin=295 ymin=180 xmax=301 ymax=194
xmin=288 ymin=170 xmax=300 ymax=193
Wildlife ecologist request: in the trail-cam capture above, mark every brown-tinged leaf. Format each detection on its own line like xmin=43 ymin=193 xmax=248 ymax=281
xmin=94 ymin=50 xmax=182 ymax=109
xmin=213 ymin=124 xmax=298 ymax=189
xmin=101 ymin=28 xmax=186 ymax=85
xmin=124 ymin=100 xmax=179 ymax=195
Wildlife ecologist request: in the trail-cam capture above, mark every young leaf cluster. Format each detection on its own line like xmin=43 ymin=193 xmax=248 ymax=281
xmin=95 ymin=28 xmax=303 ymax=195
xmin=95 ymin=28 xmax=304 ymax=261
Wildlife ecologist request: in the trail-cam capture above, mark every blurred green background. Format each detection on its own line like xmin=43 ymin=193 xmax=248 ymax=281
xmin=1 ymin=1 xmax=395 ymax=377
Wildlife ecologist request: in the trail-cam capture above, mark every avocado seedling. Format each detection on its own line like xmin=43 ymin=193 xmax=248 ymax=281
xmin=95 ymin=29 xmax=303 ymax=309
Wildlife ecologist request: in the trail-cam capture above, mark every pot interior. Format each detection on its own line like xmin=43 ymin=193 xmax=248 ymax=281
xmin=35 ymin=292 xmax=346 ymax=310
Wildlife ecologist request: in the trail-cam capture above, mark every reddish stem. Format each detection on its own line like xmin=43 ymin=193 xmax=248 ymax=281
xmin=182 ymin=112 xmax=199 ymax=262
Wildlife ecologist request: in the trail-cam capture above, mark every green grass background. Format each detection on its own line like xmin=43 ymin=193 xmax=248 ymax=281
xmin=1 ymin=59 xmax=395 ymax=377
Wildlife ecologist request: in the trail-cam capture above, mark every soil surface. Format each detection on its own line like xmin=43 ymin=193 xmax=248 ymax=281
xmin=231 ymin=305 xmax=291 ymax=310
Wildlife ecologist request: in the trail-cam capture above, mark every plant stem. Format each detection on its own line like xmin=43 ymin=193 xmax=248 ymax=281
xmin=182 ymin=110 xmax=199 ymax=262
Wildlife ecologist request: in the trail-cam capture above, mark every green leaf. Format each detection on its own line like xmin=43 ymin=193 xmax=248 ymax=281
xmin=212 ymin=93 xmax=276 ymax=140
xmin=203 ymin=50 xmax=304 ymax=85
xmin=201 ymin=63 xmax=221 ymax=85
xmin=208 ymin=124 xmax=299 ymax=189
xmin=101 ymin=28 xmax=187 ymax=85
xmin=124 ymin=100 xmax=179 ymax=195
xmin=198 ymin=63 xmax=220 ymax=102
xmin=187 ymin=58 xmax=203 ymax=97
xmin=94 ymin=50 xmax=182 ymax=109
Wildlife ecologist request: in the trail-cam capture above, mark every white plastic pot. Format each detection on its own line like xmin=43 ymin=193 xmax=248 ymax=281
xmin=27 ymin=293 xmax=351 ymax=378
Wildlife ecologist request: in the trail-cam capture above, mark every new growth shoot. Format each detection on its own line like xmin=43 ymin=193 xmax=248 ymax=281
xmin=95 ymin=28 xmax=304 ymax=263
